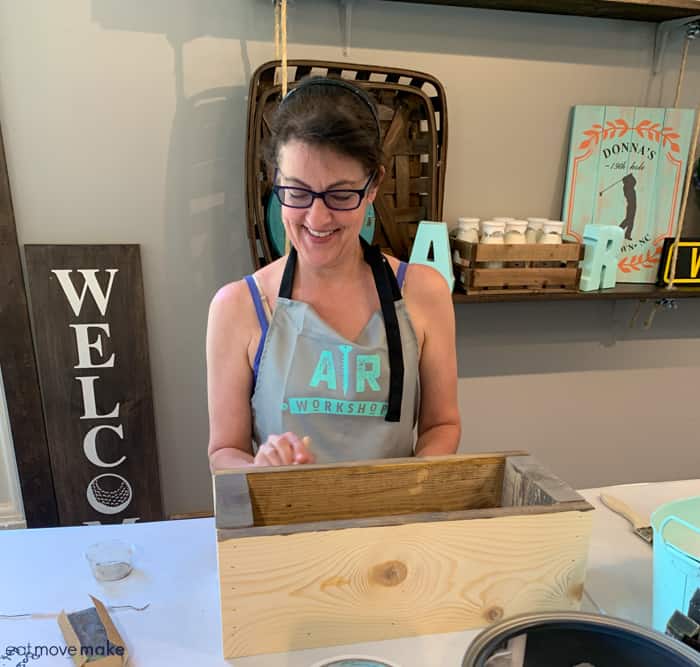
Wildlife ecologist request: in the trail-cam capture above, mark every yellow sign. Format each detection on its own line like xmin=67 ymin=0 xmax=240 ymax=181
xmin=662 ymin=241 xmax=700 ymax=285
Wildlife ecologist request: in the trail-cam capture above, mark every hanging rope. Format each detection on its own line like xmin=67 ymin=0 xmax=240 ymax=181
xmin=273 ymin=0 xmax=290 ymax=253
xmin=672 ymin=36 xmax=690 ymax=108
xmin=667 ymin=95 xmax=700 ymax=291
xmin=275 ymin=0 xmax=288 ymax=97
xmin=666 ymin=24 xmax=699 ymax=292
xmin=274 ymin=0 xmax=280 ymax=60
xmin=273 ymin=1 xmax=288 ymax=96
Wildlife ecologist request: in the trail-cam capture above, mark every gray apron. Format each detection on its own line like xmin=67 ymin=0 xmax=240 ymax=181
xmin=245 ymin=239 xmax=420 ymax=463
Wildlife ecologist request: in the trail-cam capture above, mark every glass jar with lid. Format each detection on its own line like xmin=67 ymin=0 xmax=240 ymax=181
xmin=452 ymin=217 xmax=480 ymax=272
xmin=504 ymin=220 xmax=528 ymax=267
xmin=480 ymin=220 xmax=505 ymax=268
xmin=526 ymin=217 xmax=548 ymax=243
xmin=455 ymin=217 xmax=480 ymax=244
xmin=504 ymin=220 xmax=528 ymax=244
xmin=539 ymin=220 xmax=564 ymax=244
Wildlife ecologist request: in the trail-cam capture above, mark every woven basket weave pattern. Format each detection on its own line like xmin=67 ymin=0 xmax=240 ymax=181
xmin=245 ymin=60 xmax=448 ymax=267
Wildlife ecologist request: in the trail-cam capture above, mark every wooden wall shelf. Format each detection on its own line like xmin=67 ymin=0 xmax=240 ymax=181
xmin=381 ymin=0 xmax=700 ymax=22
xmin=453 ymin=283 xmax=700 ymax=303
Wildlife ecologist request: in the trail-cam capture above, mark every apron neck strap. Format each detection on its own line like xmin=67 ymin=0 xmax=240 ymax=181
xmin=278 ymin=243 xmax=297 ymax=300
xmin=279 ymin=238 xmax=405 ymax=423
xmin=362 ymin=238 xmax=404 ymax=423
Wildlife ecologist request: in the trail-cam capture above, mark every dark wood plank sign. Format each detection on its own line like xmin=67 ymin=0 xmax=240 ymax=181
xmin=0 ymin=124 xmax=58 ymax=527
xmin=24 ymin=245 xmax=162 ymax=525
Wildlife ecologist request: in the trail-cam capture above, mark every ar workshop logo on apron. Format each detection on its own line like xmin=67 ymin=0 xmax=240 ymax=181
xmin=283 ymin=345 xmax=389 ymax=417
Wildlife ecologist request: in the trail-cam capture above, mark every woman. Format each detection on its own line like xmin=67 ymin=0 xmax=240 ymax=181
xmin=207 ymin=77 xmax=460 ymax=469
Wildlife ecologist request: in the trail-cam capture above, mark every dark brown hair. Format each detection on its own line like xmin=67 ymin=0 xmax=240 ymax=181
xmin=264 ymin=77 xmax=383 ymax=177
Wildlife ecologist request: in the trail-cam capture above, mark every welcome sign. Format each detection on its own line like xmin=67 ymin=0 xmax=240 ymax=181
xmin=24 ymin=245 xmax=162 ymax=525
xmin=562 ymin=105 xmax=696 ymax=283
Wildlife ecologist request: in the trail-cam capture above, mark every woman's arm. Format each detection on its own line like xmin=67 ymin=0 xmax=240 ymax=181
xmin=206 ymin=281 xmax=258 ymax=471
xmin=206 ymin=280 xmax=315 ymax=470
xmin=405 ymin=265 xmax=461 ymax=457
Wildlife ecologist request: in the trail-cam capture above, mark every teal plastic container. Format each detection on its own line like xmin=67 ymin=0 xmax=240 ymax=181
xmin=651 ymin=495 xmax=700 ymax=632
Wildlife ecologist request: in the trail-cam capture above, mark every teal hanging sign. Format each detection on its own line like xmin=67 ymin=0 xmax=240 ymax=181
xmin=562 ymin=106 xmax=696 ymax=284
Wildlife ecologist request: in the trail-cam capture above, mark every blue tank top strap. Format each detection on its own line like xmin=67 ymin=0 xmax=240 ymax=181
xmin=244 ymin=275 xmax=269 ymax=383
xmin=396 ymin=261 xmax=408 ymax=291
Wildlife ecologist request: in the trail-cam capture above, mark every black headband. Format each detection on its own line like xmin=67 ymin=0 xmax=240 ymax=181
xmin=279 ymin=77 xmax=381 ymax=142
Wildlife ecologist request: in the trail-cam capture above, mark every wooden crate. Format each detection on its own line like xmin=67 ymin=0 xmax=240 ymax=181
xmin=453 ymin=239 xmax=584 ymax=295
xmin=214 ymin=452 xmax=594 ymax=658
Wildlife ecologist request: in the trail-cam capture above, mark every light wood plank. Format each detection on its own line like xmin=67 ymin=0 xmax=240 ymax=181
xmin=217 ymin=499 xmax=593 ymax=540
xmin=214 ymin=453 xmax=519 ymax=529
xmin=219 ymin=509 xmax=593 ymax=658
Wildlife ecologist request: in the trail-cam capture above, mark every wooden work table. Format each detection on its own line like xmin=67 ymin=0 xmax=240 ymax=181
xmin=0 ymin=478 xmax=698 ymax=665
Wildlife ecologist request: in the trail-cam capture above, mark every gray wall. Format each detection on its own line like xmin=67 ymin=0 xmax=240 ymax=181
xmin=0 ymin=0 xmax=698 ymax=517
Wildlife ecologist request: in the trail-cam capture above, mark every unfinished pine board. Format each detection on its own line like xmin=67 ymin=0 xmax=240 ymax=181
xmin=218 ymin=509 xmax=593 ymax=658
xmin=215 ymin=452 xmax=521 ymax=529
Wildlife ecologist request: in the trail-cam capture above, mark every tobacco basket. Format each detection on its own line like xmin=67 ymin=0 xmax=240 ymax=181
xmin=245 ymin=59 xmax=449 ymax=267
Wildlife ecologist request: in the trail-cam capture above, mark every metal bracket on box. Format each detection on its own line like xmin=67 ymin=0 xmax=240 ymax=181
xmin=653 ymin=16 xmax=700 ymax=75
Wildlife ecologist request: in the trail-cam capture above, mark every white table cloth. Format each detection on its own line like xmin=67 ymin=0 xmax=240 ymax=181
xmin=1 ymin=479 xmax=698 ymax=666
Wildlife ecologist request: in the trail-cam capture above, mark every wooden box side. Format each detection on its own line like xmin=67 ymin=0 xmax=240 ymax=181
xmin=501 ymin=455 xmax=589 ymax=508
xmin=218 ymin=508 xmax=594 ymax=658
xmin=452 ymin=239 xmax=584 ymax=263
xmin=470 ymin=267 xmax=581 ymax=289
xmin=214 ymin=452 xmax=524 ymax=530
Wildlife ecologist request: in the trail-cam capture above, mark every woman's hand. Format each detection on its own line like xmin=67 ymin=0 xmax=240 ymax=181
xmin=254 ymin=433 xmax=315 ymax=466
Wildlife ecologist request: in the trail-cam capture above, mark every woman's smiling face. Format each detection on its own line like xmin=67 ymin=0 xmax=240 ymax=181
xmin=277 ymin=140 xmax=380 ymax=269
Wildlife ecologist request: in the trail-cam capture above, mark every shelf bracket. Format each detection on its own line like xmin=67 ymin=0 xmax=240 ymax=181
xmin=653 ymin=15 xmax=700 ymax=75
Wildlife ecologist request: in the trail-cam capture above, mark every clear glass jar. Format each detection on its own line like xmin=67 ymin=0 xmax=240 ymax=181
xmin=455 ymin=217 xmax=480 ymax=244
xmin=504 ymin=220 xmax=527 ymax=267
xmin=452 ymin=217 xmax=480 ymax=270
xmin=526 ymin=218 xmax=547 ymax=243
xmin=539 ymin=220 xmax=564 ymax=244
xmin=504 ymin=220 xmax=527 ymax=244
xmin=480 ymin=220 xmax=505 ymax=268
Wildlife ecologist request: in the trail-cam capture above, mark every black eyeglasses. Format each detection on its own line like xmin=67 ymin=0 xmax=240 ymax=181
xmin=272 ymin=170 xmax=375 ymax=211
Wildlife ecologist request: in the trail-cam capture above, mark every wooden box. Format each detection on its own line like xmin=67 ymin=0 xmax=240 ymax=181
xmin=214 ymin=452 xmax=594 ymax=658
xmin=453 ymin=239 xmax=584 ymax=295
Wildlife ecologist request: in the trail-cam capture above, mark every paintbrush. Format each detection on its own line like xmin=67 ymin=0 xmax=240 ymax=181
xmin=600 ymin=493 xmax=653 ymax=544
